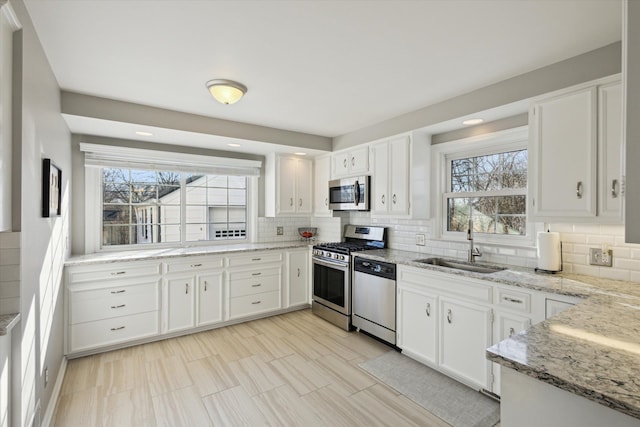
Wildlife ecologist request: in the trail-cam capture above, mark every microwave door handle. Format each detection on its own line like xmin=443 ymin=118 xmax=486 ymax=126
xmin=354 ymin=180 xmax=360 ymax=206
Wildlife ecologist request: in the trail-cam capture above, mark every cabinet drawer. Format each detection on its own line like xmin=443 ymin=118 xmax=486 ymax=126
xmin=229 ymin=274 xmax=280 ymax=298
xmin=68 ymin=262 xmax=160 ymax=283
xmin=400 ymin=267 xmax=493 ymax=303
xmin=496 ymin=288 xmax=531 ymax=313
xmin=69 ymin=280 xmax=159 ymax=303
xmin=229 ymin=290 xmax=281 ymax=319
xmin=228 ymin=266 xmax=281 ymax=282
xmin=227 ymin=251 xmax=282 ymax=267
xmin=164 ymin=256 xmax=224 ymax=274
xmin=69 ymin=311 xmax=159 ymax=353
xmin=70 ymin=282 xmax=160 ymax=324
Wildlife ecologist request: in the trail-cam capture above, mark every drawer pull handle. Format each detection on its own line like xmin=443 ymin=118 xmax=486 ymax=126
xmin=204 ymin=281 xmax=207 ymax=292
xmin=351 ymin=156 xmax=355 ymax=166
xmin=343 ymin=158 xmax=347 ymax=168
xmin=392 ymin=194 xmax=397 ymax=204
xmin=297 ymin=268 xmax=301 ymax=277
xmin=191 ymin=263 xmax=203 ymax=267
xmin=299 ymin=198 xmax=303 ymax=207
xmin=110 ymin=326 xmax=125 ymax=331
xmin=381 ymin=194 xmax=385 ymax=205
xmin=425 ymin=303 xmax=431 ymax=317
xmin=252 ymin=284 xmax=262 ymax=287
xmin=325 ymin=197 xmax=328 ymax=206
xmin=110 ymin=290 xmax=126 ymax=294
xmin=185 ymin=283 xmax=189 ymax=294
xmin=503 ymin=297 xmax=523 ymax=304
xmin=447 ymin=309 xmax=452 ymax=324
xmin=252 ymin=272 xmax=261 ymax=276
xmin=611 ymin=179 xmax=618 ymax=198
xmin=251 ymin=300 xmax=262 ymax=305
xmin=252 ymin=258 xmax=262 ymax=261
xmin=509 ymin=327 xmax=516 ymax=338
xmin=576 ymin=181 xmax=583 ymax=199
xmin=111 ymin=271 xmax=126 ymax=276
xmin=290 ymin=197 xmax=294 ymax=207
xmin=110 ymin=304 xmax=126 ymax=309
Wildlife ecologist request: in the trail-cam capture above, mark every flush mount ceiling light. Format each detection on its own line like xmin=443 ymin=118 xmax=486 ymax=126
xmin=206 ymin=79 xmax=247 ymax=105
xmin=135 ymin=131 xmax=153 ymax=136
xmin=227 ymin=143 xmax=241 ymax=147
xmin=462 ymin=118 xmax=484 ymax=126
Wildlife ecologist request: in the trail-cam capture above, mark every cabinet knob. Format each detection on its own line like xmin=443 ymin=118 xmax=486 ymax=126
xmin=611 ymin=179 xmax=618 ymax=198
xmin=576 ymin=181 xmax=583 ymax=199
xmin=351 ymin=157 xmax=355 ymax=166
xmin=324 ymin=197 xmax=328 ymax=206
xmin=381 ymin=194 xmax=385 ymax=205
xmin=297 ymin=268 xmax=301 ymax=277
xmin=425 ymin=303 xmax=431 ymax=317
xmin=392 ymin=194 xmax=397 ymax=204
xmin=343 ymin=158 xmax=347 ymax=168
xmin=447 ymin=309 xmax=452 ymax=324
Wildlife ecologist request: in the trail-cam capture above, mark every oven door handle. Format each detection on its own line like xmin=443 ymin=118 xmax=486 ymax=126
xmin=353 ymin=180 xmax=360 ymax=206
xmin=313 ymin=256 xmax=349 ymax=270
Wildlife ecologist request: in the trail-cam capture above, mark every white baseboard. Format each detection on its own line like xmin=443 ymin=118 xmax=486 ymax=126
xmin=41 ymin=357 xmax=67 ymax=427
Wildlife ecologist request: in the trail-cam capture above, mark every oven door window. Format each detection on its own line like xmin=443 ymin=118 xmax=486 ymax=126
xmin=313 ymin=262 xmax=346 ymax=308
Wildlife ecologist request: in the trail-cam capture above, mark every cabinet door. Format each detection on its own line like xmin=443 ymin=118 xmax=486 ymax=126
xmin=197 ymin=272 xmax=223 ymax=326
xmin=349 ymin=146 xmax=369 ymax=175
xmin=439 ymin=297 xmax=492 ymax=390
xmin=314 ymin=156 xmax=331 ymax=216
xmin=397 ymin=286 xmax=437 ymax=366
xmin=389 ymin=137 xmax=410 ymax=214
xmin=598 ymin=82 xmax=623 ymax=220
xmin=296 ymin=158 xmax=313 ymax=214
xmin=332 ymin=152 xmax=350 ymax=177
xmin=166 ymin=276 xmax=195 ymax=332
xmin=278 ymin=157 xmax=297 ymax=214
xmin=492 ymin=312 xmax=532 ymax=395
xmin=371 ymin=143 xmax=389 ymax=214
xmin=288 ymin=250 xmax=309 ymax=307
xmin=531 ymin=87 xmax=597 ymax=218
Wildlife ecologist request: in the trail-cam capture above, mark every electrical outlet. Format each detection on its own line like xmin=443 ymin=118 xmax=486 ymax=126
xmin=415 ymin=234 xmax=425 ymax=246
xmin=589 ymin=247 xmax=613 ymax=267
xmin=44 ymin=366 xmax=49 ymax=388
xmin=276 ymin=226 xmax=284 ymax=236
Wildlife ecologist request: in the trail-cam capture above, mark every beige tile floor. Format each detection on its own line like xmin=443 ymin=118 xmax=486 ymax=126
xmin=52 ymin=309 xmax=452 ymax=426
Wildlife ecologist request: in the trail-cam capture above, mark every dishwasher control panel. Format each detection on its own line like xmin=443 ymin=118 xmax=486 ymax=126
xmin=353 ymin=258 xmax=396 ymax=280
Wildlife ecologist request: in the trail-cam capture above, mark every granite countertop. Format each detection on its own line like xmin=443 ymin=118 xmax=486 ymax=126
xmin=65 ymin=241 xmax=312 ymax=266
xmin=0 ymin=313 xmax=21 ymax=336
xmin=356 ymin=248 xmax=640 ymax=420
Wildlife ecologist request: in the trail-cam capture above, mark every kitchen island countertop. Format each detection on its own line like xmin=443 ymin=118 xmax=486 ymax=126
xmin=356 ymin=248 xmax=640 ymax=421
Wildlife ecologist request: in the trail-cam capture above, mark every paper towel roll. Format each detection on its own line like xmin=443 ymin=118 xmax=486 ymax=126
xmin=537 ymin=231 xmax=562 ymax=272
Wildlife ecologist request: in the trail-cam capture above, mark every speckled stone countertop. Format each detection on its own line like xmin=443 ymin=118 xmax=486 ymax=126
xmin=65 ymin=241 xmax=312 ymax=266
xmin=0 ymin=313 xmax=21 ymax=336
xmin=356 ymin=248 xmax=640 ymax=420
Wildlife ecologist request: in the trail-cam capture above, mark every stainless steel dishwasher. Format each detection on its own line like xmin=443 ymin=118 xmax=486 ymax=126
xmin=352 ymin=257 xmax=397 ymax=345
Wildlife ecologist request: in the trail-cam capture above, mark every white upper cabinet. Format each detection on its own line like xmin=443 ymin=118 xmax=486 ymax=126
xmin=331 ymin=146 xmax=369 ymax=178
xmin=313 ymin=155 xmax=332 ymax=216
xmin=529 ymin=75 xmax=622 ymax=222
xmin=372 ymin=136 xmax=410 ymax=215
xmin=265 ymin=154 xmax=313 ymax=216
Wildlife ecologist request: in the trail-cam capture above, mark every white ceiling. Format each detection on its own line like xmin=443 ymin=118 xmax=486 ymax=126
xmin=23 ymin=0 xmax=621 ymax=154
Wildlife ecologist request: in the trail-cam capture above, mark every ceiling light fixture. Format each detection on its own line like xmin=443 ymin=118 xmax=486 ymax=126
xmin=135 ymin=131 xmax=153 ymax=136
xmin=294 ymin=152 xmax=307 ymax=156
xmin=462 ymin=118 xmax=484 ymax=126
xmin=206 ymin=79 xmax=247 ymax=105
xmin=227 ymin=143 xmax=241 ymax=147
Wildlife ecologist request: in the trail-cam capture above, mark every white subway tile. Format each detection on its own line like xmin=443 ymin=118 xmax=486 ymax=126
xmin=0 ymin=281 xmax=20 ymax=298
xmin=0 ymin=297 xmax=20 ymax=315
xmin=572 ymin=264 xmax=601 ymax=276
xmin=586 ymin=235 xmax=615 ymax=245
xmin=0 ymin=265 xmax=19 ymax=282
xmin=0 ymin=232 xmax=20 ymax=249
xmin=614 ymin=258 xmax=640 ymax=270
xmin=599 ymin=268 xmax=630 ymax=281
xmin=0 ymin=249 xmax=20 ymax=265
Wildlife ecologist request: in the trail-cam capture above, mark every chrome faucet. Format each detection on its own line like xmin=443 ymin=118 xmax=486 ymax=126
xmin=467 ymin=219 xmax=482 ymax=263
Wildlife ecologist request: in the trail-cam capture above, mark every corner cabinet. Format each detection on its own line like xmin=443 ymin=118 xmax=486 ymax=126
xmin=265 ymin=154 xmax=313 ymax=216
xmin=529 ymin=75 xmax=622 ymax=222
xmin=331 ymin=146 xmax=370 ymax=178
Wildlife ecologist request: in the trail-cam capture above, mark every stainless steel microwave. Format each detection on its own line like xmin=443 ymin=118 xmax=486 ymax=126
xmin=328 ymin=176 xmax=370 ymax=211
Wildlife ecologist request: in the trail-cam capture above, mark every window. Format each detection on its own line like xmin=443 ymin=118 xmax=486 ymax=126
xmin=445 ymin=149 xmax=528 ymax=236
xmin=434 ymin=127 xmax=532 ymax=244
xmin=101 ymin=168 xmax=248 ymax=247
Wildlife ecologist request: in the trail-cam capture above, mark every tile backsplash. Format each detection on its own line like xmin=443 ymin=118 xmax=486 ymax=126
xmin=0 ymin=232 xmax=20 ymax=314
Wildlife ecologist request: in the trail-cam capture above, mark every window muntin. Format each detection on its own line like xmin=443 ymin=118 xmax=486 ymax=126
xmin=101 ymin=168 xmax=248 ymax=247
xmin=445 ymin=149 xmax=527 ymax=236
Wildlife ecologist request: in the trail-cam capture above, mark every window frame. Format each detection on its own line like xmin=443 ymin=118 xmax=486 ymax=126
xmin=432 ymin=126 xmax=540 ymax=247
xmin=85 ymin=166 xmax=258 ymax=252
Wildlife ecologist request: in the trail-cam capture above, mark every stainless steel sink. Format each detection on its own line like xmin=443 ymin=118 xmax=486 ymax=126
xmin=413 ymin=257 xmax=505 ymax=274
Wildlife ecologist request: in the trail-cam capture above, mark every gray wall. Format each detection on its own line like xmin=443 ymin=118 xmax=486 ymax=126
xmin=11 ymin=0 xmax=71 ymax=424
xmin=334 ymin=42 xmax=622 ymax=149
xmin=625 ymin=1 xmax=640 ymax=243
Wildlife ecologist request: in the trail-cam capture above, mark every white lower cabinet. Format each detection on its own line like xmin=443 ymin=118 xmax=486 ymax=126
xmin=492 ymin=311 xmax=532 ymax=395
xmin=286 ymin=248 xmax=310 ymax=308
xmin=166 ymin=275 xmax=196 ymax=332
xmin=439 ymin=297 xmax=492 ymax=390
xmin=397 ymin=284 xmax=438 ymax=366
xmin=197 ymin=272 xmax=224 ymax=326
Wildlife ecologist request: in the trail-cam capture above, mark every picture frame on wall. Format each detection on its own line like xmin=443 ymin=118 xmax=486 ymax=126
xmin=42 ymin=158 xmax=62 ymax=217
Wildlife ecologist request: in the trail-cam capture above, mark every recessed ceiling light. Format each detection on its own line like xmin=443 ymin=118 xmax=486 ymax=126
xmin=462 ymin=118 xmax=484 ymax=126
xmin=135 ymin=131 xmax=153 ymax=136
xmin=294 ymin=152 xmax=307 ymax=156
xmin=227 ymin=143 xmax=241 ymax=147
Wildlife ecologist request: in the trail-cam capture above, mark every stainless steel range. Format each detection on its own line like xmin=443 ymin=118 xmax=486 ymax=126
xmin=311 ymin=225 xmax=386 ymax=330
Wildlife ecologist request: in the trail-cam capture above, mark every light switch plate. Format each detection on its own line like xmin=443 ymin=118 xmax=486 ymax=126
xmin=416 ymin=234 xmax=425 ymax=246
xmin=589 ymin=248 xmax=613 ymax=267
xmin=276 ymin=226 xmax=284 ymax=236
